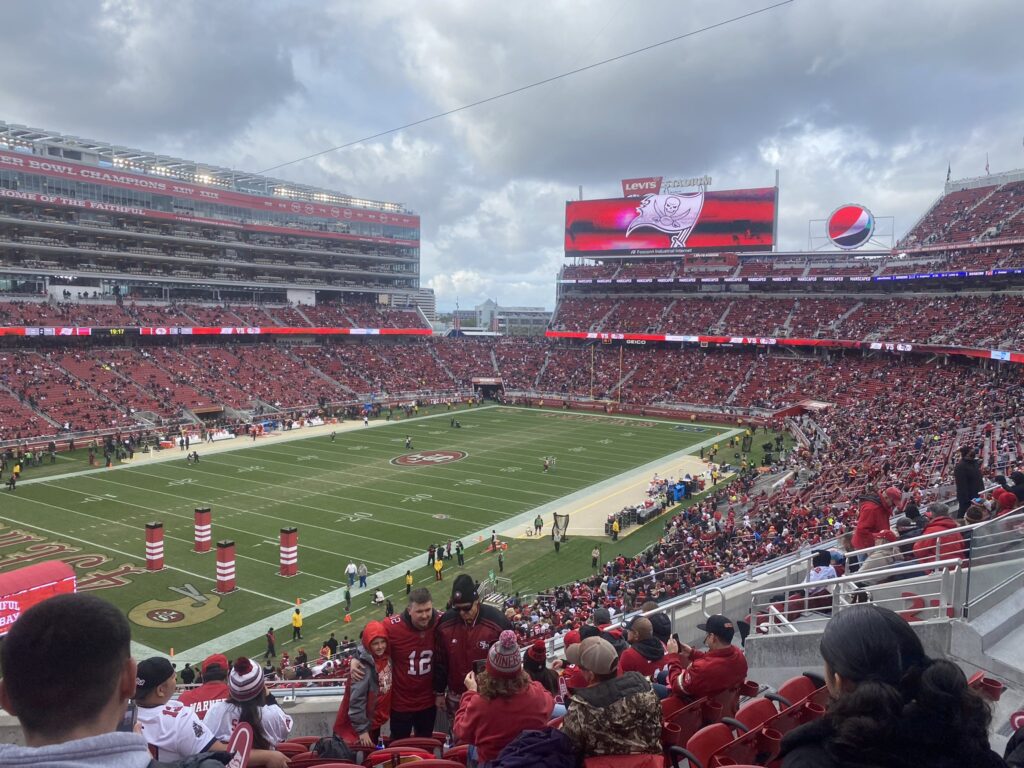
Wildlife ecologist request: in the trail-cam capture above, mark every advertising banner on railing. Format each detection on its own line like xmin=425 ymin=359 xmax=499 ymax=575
xmin=0 ymin=325 xmax=432 ymax=338
xmin=544 ymin=329 xmax=1024 ymax=365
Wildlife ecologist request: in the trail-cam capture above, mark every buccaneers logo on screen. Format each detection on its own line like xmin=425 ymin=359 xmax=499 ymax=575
xmin=626 ymin=188 xmax=705 ymax=248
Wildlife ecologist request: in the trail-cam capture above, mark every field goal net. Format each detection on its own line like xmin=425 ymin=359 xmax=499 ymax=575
xmin=552 ymin=512 xmax=570 ymax=541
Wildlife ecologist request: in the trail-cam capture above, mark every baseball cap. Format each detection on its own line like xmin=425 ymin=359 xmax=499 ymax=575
xmin=201 ymin=653 xmax=229 ymax=675
xmin=591 ymin=607 xmax=611 ymax=626
xmin=562 ymin=629 xmax=582 ymax=648
xmin=648 ymin=612 xmax=672 ymax=644
xmin=696 ymin=614 xmax=736 ymax=643
xmin=451 ymin=574 xmax=478 ymax=604
xmin=565 ymin=636 xmax=617 ymax=675
xmin=135 ymin=657 xmax=176 ymax=697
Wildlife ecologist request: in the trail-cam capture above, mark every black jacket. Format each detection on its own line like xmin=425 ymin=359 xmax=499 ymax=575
xmin=954 ymin=458 xmax=984 ymax=504
xmin=779 ymin=716 xmax=1006 ymax=768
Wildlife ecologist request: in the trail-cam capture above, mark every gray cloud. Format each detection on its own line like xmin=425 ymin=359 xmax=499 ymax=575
xmin=1 ymin=0 xmax=1022 ymax=311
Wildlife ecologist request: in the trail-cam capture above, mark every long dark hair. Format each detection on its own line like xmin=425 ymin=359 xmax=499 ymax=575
xmin=228 ymin=690 xmax=270 ymax=751
xmin=819 ymin=605 xmax=992 ymax=765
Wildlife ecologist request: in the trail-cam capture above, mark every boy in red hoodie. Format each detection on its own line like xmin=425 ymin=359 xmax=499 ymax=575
xmin=333 ymin=621 xmax=393 ymax=747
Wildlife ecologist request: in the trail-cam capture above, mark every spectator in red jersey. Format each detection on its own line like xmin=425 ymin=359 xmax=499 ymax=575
xmin=333 ymin=621 xmax=393 ymax=748
xmin=664 ymin=614 xmax=748 ymax=701
xmin=617 ymin=617 xmax=665 ymax=678
xmin=851 ymin=487 xmax=902 ymax=550
xmin=178 ymin=653 xmax=230 ymax=719
xmin=349 ymin=587 xmax=442 ymax=739
xmin=434 ymin=574 xmax=511 ymax=718
xmin=912 ymin=502 xmax=966 ymax=568
xmin=454 ymin=630 xmax=554 ymax=766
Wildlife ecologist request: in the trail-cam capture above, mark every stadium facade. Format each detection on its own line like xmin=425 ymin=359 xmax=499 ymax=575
xmin=0 ymin=121 xmax=422 ymax=310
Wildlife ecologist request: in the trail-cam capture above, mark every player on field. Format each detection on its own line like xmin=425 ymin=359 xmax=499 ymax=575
xmin=405 ymin=435 xmax=413 ymax=449
xmin=349 ymin=587 xmax=442 ymax=739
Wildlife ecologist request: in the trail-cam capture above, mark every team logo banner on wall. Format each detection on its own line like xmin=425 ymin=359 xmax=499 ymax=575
xmin=565 ymin=187 xmax=776 ymax=255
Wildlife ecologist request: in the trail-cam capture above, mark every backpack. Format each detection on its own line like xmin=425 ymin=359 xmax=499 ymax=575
xmin=494 ymin=728 xmax=577 ymax=768
xmin=312 ymin=734 xmax=358 ymax=762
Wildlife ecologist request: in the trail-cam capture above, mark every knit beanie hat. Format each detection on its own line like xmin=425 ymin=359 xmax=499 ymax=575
xmin=451 ymin=574 xmax=479 ymax=604
xmin=523 ymin=639 xmax=547 ymax=672
xmin=229 ymin=657 xmax=265 ymax=701
xmin=486 ymin=630 xmax=522 ymax=678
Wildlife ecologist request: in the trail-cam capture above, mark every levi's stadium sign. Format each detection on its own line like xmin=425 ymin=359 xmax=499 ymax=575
xmin=621 ymin=175 xmax=712 ymax=197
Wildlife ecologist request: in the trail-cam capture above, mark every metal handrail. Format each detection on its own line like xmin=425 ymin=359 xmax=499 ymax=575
xmin=748 ymin=559 xmax=965 ymax=636
xmin=747 ymin=558 xmax=963 ymax=600
xmin=843 ymin=507 xmax=1024 ymax=563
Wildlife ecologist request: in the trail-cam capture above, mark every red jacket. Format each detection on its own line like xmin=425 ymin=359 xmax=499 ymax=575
xmin=852 ymin=497 xmax=891 ymax=550
xmin=912 ymin=516 xmax=966 ymax=565
xmin=454 ymin=681 xmax=553 ymax=763
xmin=333 ymin=622 xmax=393 ymax=741
xmin=434 ymin=604 xmax=510 ymax=697
xmin=665 ymin=645 xmax=748 ymax=700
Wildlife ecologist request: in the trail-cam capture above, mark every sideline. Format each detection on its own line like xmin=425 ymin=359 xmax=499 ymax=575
xmin=174 ymin=424 xmax=742 ymax=662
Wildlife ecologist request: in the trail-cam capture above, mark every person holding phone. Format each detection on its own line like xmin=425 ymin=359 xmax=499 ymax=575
xmin=664 ymin=614 xmax=747 ymax=701
xmin=454 ymin=630 xmax=553 ymax=766
xmin=434 ymin=575 xmax=511 ymax=718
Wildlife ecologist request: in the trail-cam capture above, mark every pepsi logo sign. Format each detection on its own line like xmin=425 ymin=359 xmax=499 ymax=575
xmin=827 ymin=204 xmax=875 ymax=250
xmin=391 ymin=450 xmax=468 ymax=467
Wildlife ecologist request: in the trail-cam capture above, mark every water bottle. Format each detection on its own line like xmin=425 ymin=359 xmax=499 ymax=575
xmin=376 ymin=735 xmax=385 ymax=750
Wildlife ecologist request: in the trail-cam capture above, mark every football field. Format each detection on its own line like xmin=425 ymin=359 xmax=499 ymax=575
xmin=0 ymin=406 xmax=735 ymax=658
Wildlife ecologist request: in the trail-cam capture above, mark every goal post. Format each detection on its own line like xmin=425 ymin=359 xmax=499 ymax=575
xmin=552 ymin=512 xmax=569 ymax=541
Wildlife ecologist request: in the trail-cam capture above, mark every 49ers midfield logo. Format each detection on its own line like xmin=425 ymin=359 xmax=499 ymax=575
xmin=391 ymin=450 xmax=468 ymax=467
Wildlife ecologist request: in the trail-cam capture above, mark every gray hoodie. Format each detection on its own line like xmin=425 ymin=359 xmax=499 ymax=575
xmin=0 ymin=732 xmax=153 ymax=768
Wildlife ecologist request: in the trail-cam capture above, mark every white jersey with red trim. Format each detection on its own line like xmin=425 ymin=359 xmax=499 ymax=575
xmin=204 ymin=701 xmax=293 ymax=746
xmin=137 ymin=699 xmax=218 ymax=762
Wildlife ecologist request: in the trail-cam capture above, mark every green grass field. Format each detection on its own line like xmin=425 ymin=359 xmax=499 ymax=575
xmin=0 ymin=406 xmax=739 ymax=659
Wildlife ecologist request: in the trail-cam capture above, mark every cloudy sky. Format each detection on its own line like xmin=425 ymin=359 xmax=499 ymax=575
xmin=1 ymin=0 xmax=1022 ymax=310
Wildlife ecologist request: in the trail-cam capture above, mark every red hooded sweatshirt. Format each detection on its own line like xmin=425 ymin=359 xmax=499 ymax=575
xmin=852 ymin=492 xmax=896 ymax=550
xmin=333 ymin=621 xmax=393 ymax=742
xmin=912 ymin=516 xmax=965 ymax=567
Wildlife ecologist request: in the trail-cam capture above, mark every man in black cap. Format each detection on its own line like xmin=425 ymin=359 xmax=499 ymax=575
xmin=433 ymin=574 xmax=511 ymax=716
xmin=664 ymin=614 xmax=748 ymax=700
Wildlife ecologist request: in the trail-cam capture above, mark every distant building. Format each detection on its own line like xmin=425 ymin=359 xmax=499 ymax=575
xmin=455 ymin=299 xmax=550 ymax=336
xmin=392 ymin=288 xmax=436 ymax=322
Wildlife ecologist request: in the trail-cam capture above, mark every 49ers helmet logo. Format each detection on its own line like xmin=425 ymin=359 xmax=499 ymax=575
xmin=391 ymin=450 xmax=468 ymax=466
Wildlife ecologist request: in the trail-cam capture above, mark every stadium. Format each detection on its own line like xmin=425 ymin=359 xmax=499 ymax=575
xmin=2 ymin=116 xmax=1024 ymax=762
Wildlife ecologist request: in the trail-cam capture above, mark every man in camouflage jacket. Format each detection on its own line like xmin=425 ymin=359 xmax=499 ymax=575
xmin=560 ymin=637 xmax=661 ymax=757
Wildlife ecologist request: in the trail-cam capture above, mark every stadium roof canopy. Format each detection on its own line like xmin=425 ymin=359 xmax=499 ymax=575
xmin=0 ymin=120 xmax=412 ymax=215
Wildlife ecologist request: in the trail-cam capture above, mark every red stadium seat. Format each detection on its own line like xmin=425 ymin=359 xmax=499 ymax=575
xmin=287 ymin=737 xmax=321 ymax=748
xmin=361 ymin=747 xmax=433 ymax=766
xmin=386 ymin=737 xmax=443 ymax=757
xmin=275 ymin=742 xmax=309 ymax=757
xmin=583 ymin=755 xmax=666 ymax=768
xmin=441 ymin=744 xmax=470 ymax=765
